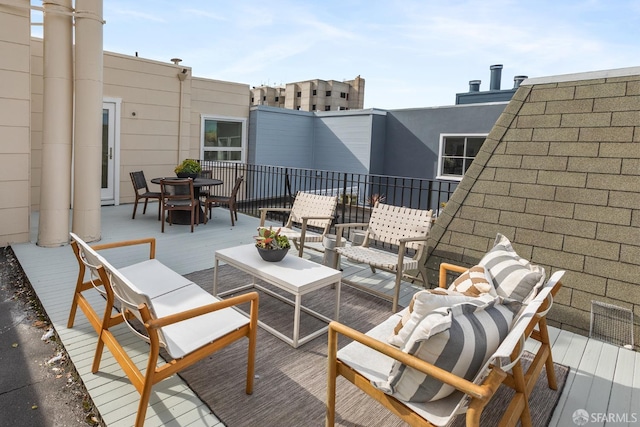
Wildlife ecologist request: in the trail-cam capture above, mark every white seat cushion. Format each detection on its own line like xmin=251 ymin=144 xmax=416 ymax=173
xmin=152 ymin=284 xmax=250 ymax=359
xmin=118 ymin=259 xmax=194 ymax=299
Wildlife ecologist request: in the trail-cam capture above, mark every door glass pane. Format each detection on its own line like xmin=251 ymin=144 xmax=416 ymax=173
xmin=102 ymin=109 xmax=108 ymax=188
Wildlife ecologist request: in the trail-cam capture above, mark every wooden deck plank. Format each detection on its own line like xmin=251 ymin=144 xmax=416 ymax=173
xmin=547 ymin=330 xmax=590 ymax=427
xmin=631 ymin=351 xmax=640 ymax=427
xmin=578 ymin=340 xmax=617 ymax=419
xmin=607 ymin=347 xmax=637 ymax=426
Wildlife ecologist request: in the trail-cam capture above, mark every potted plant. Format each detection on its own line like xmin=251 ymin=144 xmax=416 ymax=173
xmin=255 ymin=226 xmax=291 ymax=262
xmin=366 ymin=193 xmax=386 ymax=206
xmin=174 ymin=159 xmax=202 ymax=179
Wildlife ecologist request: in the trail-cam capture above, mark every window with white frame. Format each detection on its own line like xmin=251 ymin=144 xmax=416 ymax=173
xmin=201 ymin=116 xmax=246 ymax=162
xmin=437 ymin=134 xmax=486 ymax=180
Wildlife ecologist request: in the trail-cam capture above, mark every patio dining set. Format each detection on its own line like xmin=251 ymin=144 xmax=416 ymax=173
xmin=129 ymin=170 xmax=244 ymax=232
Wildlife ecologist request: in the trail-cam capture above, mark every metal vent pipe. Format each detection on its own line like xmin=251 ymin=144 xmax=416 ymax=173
xmin=489 ymin=64 xmax=503 ymax=90
xmin=468 ymin=80 xmax=481 ymax=92
xmin=513 ymin=75 xmax=528 ymax=88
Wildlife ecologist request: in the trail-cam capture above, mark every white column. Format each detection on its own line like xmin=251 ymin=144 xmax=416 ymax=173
xmin=37 ymin=0 xmax=74 ymax=247
xmin=71 ymin=0 xmax=104 ymax=242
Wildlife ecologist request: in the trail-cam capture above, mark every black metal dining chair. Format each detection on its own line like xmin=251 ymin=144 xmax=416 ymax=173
xmin=129 ymin=171 xmax=163 ymax=220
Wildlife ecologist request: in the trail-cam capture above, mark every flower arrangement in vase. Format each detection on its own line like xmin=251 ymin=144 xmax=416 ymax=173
xmin=255 ymin=227 xmax=291 ymax=262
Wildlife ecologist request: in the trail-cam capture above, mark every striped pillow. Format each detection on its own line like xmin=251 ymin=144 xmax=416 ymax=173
xmin=388 ymin=289 xmax=493 ymax=347
xmin=479 ymin=233 xmax=545 ymax=303
xmin=374 ymin=296 xmax=520 ymax=403
xmin=449 ymin=264 xmax=496 ymax=297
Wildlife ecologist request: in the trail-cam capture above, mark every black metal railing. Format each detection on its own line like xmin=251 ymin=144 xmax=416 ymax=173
xmin=198 ymin=160 xmax=456 ymax=229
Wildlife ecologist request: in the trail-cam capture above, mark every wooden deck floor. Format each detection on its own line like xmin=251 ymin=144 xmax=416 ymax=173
xmin=11 ymin=203 xmax=639 ymax=426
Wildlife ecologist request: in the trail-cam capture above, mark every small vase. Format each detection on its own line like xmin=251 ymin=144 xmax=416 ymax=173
xmin=256 ymin=246 xmax=288 ymax=262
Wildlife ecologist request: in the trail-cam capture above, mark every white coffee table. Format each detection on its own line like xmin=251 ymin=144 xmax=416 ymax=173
xmin=213 ymin=244 xmax=342 ymax=348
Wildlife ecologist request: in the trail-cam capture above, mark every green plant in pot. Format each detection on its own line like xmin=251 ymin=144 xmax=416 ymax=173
xmin=174 ymin=159 xmax=202 ymax=179
xmin=255 ymin=226 xmax=291 ymax=262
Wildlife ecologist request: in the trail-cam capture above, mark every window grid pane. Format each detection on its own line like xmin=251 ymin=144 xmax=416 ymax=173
xmin=440 ymin=135 xmax=485 ymax=178
xmin=203 ymin=118 xmax=244 ymax=162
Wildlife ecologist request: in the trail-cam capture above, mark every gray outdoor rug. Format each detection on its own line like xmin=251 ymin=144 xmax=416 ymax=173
xmin=180 ymin=265 xmax=569 ymax=427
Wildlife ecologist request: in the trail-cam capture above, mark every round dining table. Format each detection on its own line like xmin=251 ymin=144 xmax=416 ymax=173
xmin=151 ymin=176 xmax=223 ymax=225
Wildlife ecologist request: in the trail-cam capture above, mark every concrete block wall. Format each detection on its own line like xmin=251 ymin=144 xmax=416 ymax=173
xmin=426 ymin=68 xmax=640 ymax=347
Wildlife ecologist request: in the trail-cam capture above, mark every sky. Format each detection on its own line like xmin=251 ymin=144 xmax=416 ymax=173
xmin=31 ymin=0 xmax=640 ymax=110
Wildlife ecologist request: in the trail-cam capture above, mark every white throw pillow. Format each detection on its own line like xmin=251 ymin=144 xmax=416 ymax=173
xmin=388 ymin=289 xmax=492 ymax=347
xmin=375 ymin=296 xmax=520 ymax=403
xmin=480 ymin=233 xmax=545 ymax=303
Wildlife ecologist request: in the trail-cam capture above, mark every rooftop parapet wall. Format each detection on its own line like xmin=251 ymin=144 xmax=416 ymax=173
xmin=426 ymin=69 xmax=640 ymax=346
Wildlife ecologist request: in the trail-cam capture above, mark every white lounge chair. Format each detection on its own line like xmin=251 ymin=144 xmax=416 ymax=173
xmin=333 ymin=202 xmax=433 ymax=312
xmin=259 ymin=191 xmax=338 ymax=257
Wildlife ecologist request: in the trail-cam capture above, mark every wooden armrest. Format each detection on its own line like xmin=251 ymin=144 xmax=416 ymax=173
xmin=329 ymin=321 xmax=501 ymax=400
xmin=299 ymin=216 xmax=334 ymax=235
xmin=259 ymin=207 xmax=292 ymax=226
xmin=335 ymin=222 xmax=369 ymax=240
xmin=258 ymin=207 xmax=291 ymax=213
xmin=145 ymin=291 xmax=259 ymax=329
xmin=300 ymin=215 xmax=334 ymax=221
xmin=438 ymin=262 xmax=469 ymax=288
xmin=398 ymin=235 xmax=428 ymax=243
xmin=91 ymin=237 xmax=156 ymax=259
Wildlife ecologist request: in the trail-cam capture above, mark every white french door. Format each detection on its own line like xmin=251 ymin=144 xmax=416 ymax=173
xmin=101 ymin=99 xmax=120 ymax=205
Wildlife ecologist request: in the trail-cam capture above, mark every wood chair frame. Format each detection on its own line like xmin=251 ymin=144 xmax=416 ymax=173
xmin=67 ymin=235 xmax=259 ymax=427
xmin=160 ymin=177 xmax=199 ymax=232
xmin=326 ymin=264 xmax=564 ymax=427
xmin=204 ymin=175 xmax=244 ymax=226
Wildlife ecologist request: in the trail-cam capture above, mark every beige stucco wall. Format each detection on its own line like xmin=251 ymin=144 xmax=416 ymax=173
xmin=103 ymin=53 xmax=193 ymax=205
xmin=426 ymin=68 xmax=640 ymax=346
xmin=189 ymin=76 xmax=250 ymax=161
xmin=0 ymin=2 xmax=31 ymax=247
xmin=27 ymin=41 xmax=250 ymax=209
xmin=0 ymin=7 xmax=250 ymax=248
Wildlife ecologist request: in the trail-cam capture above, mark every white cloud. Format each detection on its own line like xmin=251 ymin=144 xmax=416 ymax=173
xmin=97 ymin=0 xmax=640 ymax=108
xmin=182 ymin=9 xmax=227 ymax=21
xmin=110 ymin=9 xmax=165 ymax=23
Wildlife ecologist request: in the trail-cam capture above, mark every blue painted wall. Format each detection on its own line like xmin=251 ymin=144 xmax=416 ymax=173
xmin=313 ymin=109 xmax=387 ymax=174
xmin=248 ymin=106 xmax=314 ymax=167
xmin=249 ymin=102 xmax=507 ymax=180
xmin=384 ymin=102 xmax=508 ymax=179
